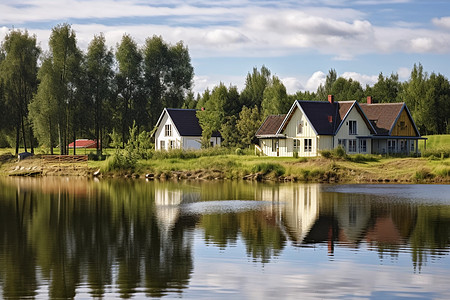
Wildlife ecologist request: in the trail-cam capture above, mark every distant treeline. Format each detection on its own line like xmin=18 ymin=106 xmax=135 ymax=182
xmin=1 ymin=24 xmax=449 ymax=154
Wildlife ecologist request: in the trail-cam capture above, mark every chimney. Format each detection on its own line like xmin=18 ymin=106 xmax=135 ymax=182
xmin=328 ymin=95 xmax=334 ymax=104
xmin=367 ymin=96 xmax=372 ymax=104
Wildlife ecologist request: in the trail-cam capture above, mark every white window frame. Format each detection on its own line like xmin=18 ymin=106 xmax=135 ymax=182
xmin=304 ymin=138 xmax=312 ymax=152
xmin=359 ymin=139 xmax=367 ymax=153
xmin=160 ymin=140 xmax=165 ymax=150
xmin=348 ymin=139 xmax=357 ymax=152
xmin=293 ymin=139 xmax=300 ymax=151
xmin=165 ymin=124 xmax=172 ymax=137
xmin=349 ymin=120 xmax=357 ymax=135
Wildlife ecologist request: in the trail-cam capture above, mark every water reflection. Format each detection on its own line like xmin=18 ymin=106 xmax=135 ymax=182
xmin=0 ymin=178 xmax=449 ymax=299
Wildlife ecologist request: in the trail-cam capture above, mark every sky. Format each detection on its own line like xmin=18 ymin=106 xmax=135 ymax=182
xmin=1 ymin=0 xmax=450 ymax=95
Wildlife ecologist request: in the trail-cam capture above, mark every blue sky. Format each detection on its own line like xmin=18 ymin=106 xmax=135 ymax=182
xmin=1 ymin=0 xmax=449 ymax=95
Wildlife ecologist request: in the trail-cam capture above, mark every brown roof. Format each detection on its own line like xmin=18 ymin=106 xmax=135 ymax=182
xmin=359 ymin=103 xmax=404 ymax=135
xmin=256 ymin=114 xmax=286 ymax=137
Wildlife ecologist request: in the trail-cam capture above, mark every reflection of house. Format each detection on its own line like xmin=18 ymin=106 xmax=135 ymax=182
xmin=257 ymin=184 xmax=320 ymax=244
xmin=256 ymin=95 xmax=424 ymax=157
xmin=154 ymin=187 xmax=200 ymax=234
xmin=335 ymin=196 xmax=371 ymax=244
xmin=153 ymin=108 xmax=221 ymax=150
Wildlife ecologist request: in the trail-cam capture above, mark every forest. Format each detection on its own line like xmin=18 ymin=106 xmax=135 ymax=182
xmin=1 ymin=24 xmax=449 ymax=155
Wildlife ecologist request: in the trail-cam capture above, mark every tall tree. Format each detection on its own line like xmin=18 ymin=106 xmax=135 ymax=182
xmin=399 ymin=64 xmax=428 ymax=133
xmin=115 ymin=34 xmax=143 ymax=147
xmin=367 ymin=72 xmax=401 ymax=103
xmin=316 ymin=68 xmax=337 ymax=100
xmin=261 ymin=76 xmax=289 ymax=116
xmin=86 ymin=33 xmax=114 ymax=154
xmin=236 ymin=106 xmax=262 ymax=148
xmin=143 ymin=36 xmax=194 ymax=127
xmin=48 ymin=23 xmax=81 ymax=155
xmin=28 ymin=57 xmax=59 ymax=154
xmin=240 ymin=66 xmax=271 ymax=109
xmin=0 ymin=30 xmax=40 ymax=154
xmin=330 ymin=77 xmax=364 ymax=101
xmin=421 ymin=73 xmax=450 ymax=134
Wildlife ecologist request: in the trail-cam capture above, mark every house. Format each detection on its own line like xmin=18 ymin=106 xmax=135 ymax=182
xmin=255 ymin=95 xmax=424 ymax=157
xmin=359 ymin=96 xmax=422 ymax=155
xmin=154 ymin=108 xmax=221 ymax=150
xmin=256 ymin=95 xmax=376 ymax=157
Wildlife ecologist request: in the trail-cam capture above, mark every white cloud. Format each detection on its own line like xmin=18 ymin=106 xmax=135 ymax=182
xmin=433 ymin=16 xmax=450 ymax=30
xmin=281 ymin=77 xmax=304 ymax=94
xmin=305 ymin=71 xmax=326 ymax=92
xmin=397 ymin=67 xmax=410 ymax=79
xmin=341 ymin=71 xmax=378 ymax=86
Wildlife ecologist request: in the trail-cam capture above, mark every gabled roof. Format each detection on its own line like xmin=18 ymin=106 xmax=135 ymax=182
xmin=359 ymin=103 xmax=419 ymax=136
xmin=278 ymin=100 xmax=375 ymax=136
xmin=255 ymin=115 xmax=286 ymax=137
xmin=155 ymin=108 xmax=221 ymax=137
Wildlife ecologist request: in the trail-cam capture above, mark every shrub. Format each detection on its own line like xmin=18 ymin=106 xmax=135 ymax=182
xmin=252 ymin=163 xmax=285 ymax=176
xmin=333 ymin=145 xmax=347 ymax=159
xmin=414 ymin=168 xmax=434 ymax=181
xmin=102 ymin=150 xmax=137 ymax=172
xmin=320 ymin=150 xmax=332 ymax=159
xmin=235 ymin=148 xmax=244 ymax=155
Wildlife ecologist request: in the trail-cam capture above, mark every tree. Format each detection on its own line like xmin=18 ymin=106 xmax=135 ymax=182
xmin=261 ymin=76 xmax=289 ymax=116
xmin=367 ymin=72 xmax=401 ymax=103
xmin=316 ymin=69 xmax=337 ymax=100
xmin=142 ymin=36 xmax=194 ymax=127
xmin=399 ymin=64 xmax=428 ymax=133
xmin=115 ymin=34 xmax=143 ymax=147
xmin=48 ymin=23 xmax=82 ymax=155
xmin=28 ymin=57 xmax=59 ymax=154
xmin=236 ymin=106 xmax=263 ymax=148
xmin=421 ymin=73 xmax=450 ymax=134
xmin=86 ymin=34 xmax=114 ymax=154
xmin=330 ymin=77 xmax=364 ymax=101
xmin=240 ymin=66 xmax=271 ymax=109
xmin=0 ymin=29 xmax=40 ymax=154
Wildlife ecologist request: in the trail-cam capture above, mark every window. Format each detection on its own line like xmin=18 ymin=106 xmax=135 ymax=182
xmin=359 ymin=139 xmax=367 ymax=152
xmin=169 ymin=140 xmax=175 ymax=149
xmin=165 ymin=124 xmax=172 ymax=137
xmin=410 ymin=141 xmax=415 ymax=152
xmin=304 ymin=139 xmax=312 ymax=152
xmin=399 ymin=121 xmax=406 ymax=129
xmin=338 ymin=139 xmax=347 ymax=150
xmin=348 ymin=139 xmax=357 ymax=152
xmin=160 ymin=140 xmax=165 ymax=150
xmin=297 ymin=122 xmax=303 ymax=135
xmin=272 ymin=139 xmax=278 ymax=152
xmin=293 ymin=139 xmax=300 ymax=151
xmin=388 ymin=140 xmax=396 ymax=152
xmin=349 ymin=120 xmax=357 ymax=135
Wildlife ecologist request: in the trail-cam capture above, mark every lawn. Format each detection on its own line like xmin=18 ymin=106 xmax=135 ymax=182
xmin=419 ymin=134 xmax=450 ymax=151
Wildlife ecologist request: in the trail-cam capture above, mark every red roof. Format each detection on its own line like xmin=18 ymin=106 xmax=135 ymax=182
xmin=68 ymin=139 xmax=97 ymax=148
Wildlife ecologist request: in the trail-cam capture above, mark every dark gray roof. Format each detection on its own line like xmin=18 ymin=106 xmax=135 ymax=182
xmin=165 ymin=109 xmax=221 ymax=137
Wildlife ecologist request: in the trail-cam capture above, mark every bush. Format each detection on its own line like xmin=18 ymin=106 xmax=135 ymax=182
xmin=235 ymin=148 xmax=244 ymax=155
xmin=422 ymin=148 xmax=450 ymax=159
xmin=333 ymin=145 xmax=347 ymax=159
xmin=102 ymin=151 xmax=137 ymax=172
xmin=413 ymin=168 xmax=434 ymax=181
xmin=320 ymin=150 xmax=332 ymax=159
xmin=252 ymin=163 xmax=285 ymax=176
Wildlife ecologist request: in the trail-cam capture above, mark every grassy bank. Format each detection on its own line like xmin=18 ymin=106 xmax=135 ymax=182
xmin=1 ymin=147 xmax=449 ymax=183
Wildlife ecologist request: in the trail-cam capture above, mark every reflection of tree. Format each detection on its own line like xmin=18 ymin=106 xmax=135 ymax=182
xmin=0 ymin=178 xmax=194 ymax=299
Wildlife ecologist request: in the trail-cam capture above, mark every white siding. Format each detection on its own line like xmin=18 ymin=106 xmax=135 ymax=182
xmin=154 ymin=113 xmax=182 ymax=150
xmin=334 ymin=106 xmax=372 ymax=154
xmin=281 ymin=107 xmax=319 ymax=157
xmin=155 ymin=111 xmax=221 ymax=150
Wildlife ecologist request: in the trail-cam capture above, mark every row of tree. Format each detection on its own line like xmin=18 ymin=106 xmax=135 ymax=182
xmin=1 ymin=25 xmax=449 ymax=154
xmin=0 ymin=24 xmax=193 ymax=155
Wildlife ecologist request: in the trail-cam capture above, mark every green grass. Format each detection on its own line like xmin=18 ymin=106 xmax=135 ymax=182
xmin=419 ymin=134 xmax=450 ymax=151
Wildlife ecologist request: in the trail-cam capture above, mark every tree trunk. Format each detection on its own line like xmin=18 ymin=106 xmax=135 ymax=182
xmin=73 ymin=129 xmax=76 ymax=156
xmin=21 ymin=116 xmax=28 ymax=153
xmin=15 ymin=124 xmax=20 ymax=155
xmin=29 ymin=124 xmax=34 ymax=154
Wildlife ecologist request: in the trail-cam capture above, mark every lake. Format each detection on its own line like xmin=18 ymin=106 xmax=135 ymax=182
xmin=0 ymin=177 xmax=449 ymax=299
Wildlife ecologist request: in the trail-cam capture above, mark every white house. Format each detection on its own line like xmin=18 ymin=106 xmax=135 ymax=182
xmin=256 ymin=95 xmax=424 ymax=157
xmin=154 ymin=108 xmax=221 ymax=150
xmin=256 ymin=95 xmax=375 ymax=157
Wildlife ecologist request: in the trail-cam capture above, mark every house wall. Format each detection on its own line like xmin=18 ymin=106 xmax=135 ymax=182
xmin=391 ymin=109 xmax=418 ymax=137
xmin=281 ymin=107 xmax=319 ymax=157
xmin=155 ymin=113 xmax=182 ymax=150
xmin=333 ymin=106 xmax=372 ymax=154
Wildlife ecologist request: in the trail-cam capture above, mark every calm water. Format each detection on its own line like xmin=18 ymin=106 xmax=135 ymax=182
xmin=1 ymin=178 xmax=450 ymax=299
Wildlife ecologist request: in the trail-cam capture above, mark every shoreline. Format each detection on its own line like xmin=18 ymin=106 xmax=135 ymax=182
xmin=2 ymin=154 xmax=449 ymax=184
